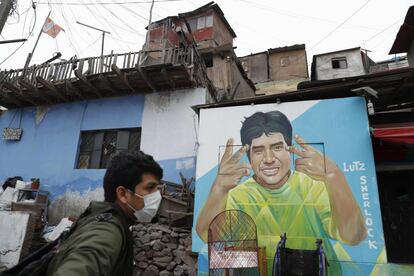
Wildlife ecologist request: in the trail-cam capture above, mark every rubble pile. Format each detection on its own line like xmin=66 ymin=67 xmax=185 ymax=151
xmin=132 ymin=223 xmax=197 ymax=276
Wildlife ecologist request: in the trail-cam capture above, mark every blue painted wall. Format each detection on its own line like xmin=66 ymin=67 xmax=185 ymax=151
xmin=0 ymin=95 xmax=145 ymax=198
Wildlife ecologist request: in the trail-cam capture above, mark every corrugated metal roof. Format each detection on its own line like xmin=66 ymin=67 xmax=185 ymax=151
xmin=389 ymin=6 xmax=414 ymax=54
xmin=192 ymin=67 xmax=414 ymax=113
xmin=268 ymin=44 xmax=306 ymax=54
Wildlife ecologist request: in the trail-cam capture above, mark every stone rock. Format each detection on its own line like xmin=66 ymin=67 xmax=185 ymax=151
xmin=161 ymin=235 xmax=170 ymax=243
xmin=171 ymin=232 xmax=179 ymax=238
xmin=166 ymin=261 xmax=176 ymax=271
xmin=169 ymin=238 xmax=178 ymax=244
xmin=141 ymin=234 xmax=151 ymax=244
xmin=173 ymin=265 xmax=185 ymax=276
xmin=166 ymin=243 xmax=178 ymax=250
xmin=178 ymin=233 xmax=188 ymax=238
xmin=152 ymin=240 xmax=165 ymax=251
xmin=172 ymin=249 xmax=183 ymax=259
xmin=172 ymin=227 xmax=190 ymax=233
xmin=153 ymin=251 xmax=166 ymax=257
xmin=134 ymin=239 xmax=143 ymax=247
xmin=174 ymin=256 xmax=182 ymax=264
xmin=150 ymin=231 xmax=163 ymax=240
xmin=183 ymin=236 xmax=192 ymax=247
xmin=135 ymin=251 xmax=147 ymax=262
xmin=181 ymin=253 xmax=196 ymax=267
xmin=154 ymin=256 xmax=173 ymax=263
xmin=137 ymin=261 xmax=148 ymax=269
xmin=152 ymin=224 xmax=172 ymax=234
xmin=133 ymin=268 xmax=143 ymax=276
xmin=140 ymin=244 xmax=151 ymax=251
xmin=143 ymin=265 xmax=159 ymax=276
xmin=154 ymin=262 xmax=169 ymax=270
xmin=159 ymin=270 xmax=171 ymax=276
xmin=162 ymin=247 xmax=172 ymax=255
xmin=146 ymin=250 xmax=154 ymax=259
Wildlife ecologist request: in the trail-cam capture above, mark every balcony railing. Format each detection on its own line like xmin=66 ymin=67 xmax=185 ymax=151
xmin=0 ymin=46 xmax=194 ymax=85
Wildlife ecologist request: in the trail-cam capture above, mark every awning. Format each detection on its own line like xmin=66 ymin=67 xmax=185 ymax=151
xmin=372 ymin=123 xmax=414 ymax=144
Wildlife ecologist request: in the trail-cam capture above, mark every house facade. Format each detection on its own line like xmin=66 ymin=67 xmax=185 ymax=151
xmin=145 ymin=2 xmax=256 ymax=101
xmin=311 ymin=47 xmax=375 ymax=81
xmin=240 ymin=44 xmax=309 ymax=95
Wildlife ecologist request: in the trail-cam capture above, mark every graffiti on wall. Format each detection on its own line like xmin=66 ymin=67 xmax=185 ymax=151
xmin=193 ymin=97 xmax=389 ymax=275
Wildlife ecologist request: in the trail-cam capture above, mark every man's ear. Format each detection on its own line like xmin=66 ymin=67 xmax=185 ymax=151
xmin=116 ymin=186 xmax=129 ymax=204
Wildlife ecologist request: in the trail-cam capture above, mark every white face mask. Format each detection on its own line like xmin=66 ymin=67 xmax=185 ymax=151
xmin=127 ymin=190 xmax=162 ymax=223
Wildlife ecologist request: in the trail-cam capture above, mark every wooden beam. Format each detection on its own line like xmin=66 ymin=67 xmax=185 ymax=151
xmin=111 ymin=64 xmax=134 ymax=93
xmin=74 ymin=69 xmax=102 ymax=97
xmin=230 ymin=81 xmax=241 ymax=100
xmin=137 ymin=65 xmax=156 ymax=92
xmin=36 ymin=77 xmax=67 ymax=101
xmin=65 ymin=80 xmax=84 ymax=100
xmin=2 ymin=82 xmax=21 ymax=94
xmin=99 ymin=74 xmax=117 ymax=95
xmin=0 ymin=87 xmax=23 ymax=107
xmin=19 ymin=79 xmax=53 ymax=104
xmin=161 ymin=67 xmax=175 ymax=91
xmin=2 ymin=82 xmax=38 ymax=106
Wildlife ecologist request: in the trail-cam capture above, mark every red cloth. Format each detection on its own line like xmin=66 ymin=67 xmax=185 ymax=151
xmin=372 ymin=125 xmax=414 ymax=144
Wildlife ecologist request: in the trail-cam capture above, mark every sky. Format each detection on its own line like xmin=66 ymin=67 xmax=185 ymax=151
xmin=0 ymin=0 xmax=412 ymax=71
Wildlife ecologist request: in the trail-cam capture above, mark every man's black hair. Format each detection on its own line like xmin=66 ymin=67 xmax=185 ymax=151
xmin=103 ymin=151 xmax=163 ymax=202
xmin=240 ymin=111 xmax=293 ymax=151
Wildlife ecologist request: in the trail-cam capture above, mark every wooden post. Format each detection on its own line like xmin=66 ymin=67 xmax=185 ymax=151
xmin=23 ymin=11 xmax=51 ymax=76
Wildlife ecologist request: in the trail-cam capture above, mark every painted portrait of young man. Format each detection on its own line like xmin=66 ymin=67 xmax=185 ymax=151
xmin=196 ymin=110 xmax=367 ymax=275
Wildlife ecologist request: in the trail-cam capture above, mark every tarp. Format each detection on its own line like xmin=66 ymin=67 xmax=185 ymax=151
xmin=372 ymin=124 xmax=414 ymax=144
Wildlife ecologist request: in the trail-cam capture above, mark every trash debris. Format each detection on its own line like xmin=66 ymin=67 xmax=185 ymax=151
xmin=43 ymin=218 xmax=73 ymax=242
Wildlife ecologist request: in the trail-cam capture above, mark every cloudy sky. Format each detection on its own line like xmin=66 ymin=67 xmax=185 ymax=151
xmin=0 ymin=0 xmax=412 ymax=70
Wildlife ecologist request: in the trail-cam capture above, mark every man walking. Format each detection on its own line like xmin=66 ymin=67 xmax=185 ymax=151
xmin=46 ymin=150 xmax=163 ymax=276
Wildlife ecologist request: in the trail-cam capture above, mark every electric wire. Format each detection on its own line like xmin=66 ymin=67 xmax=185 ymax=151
xmin=0 ymin=2 xmax=37 ymax=66
xmin=78 ymin=0 xmax=132 ymax=52
xmin=35 ymin=0 xmax=183 ymax=5
xmin=53 ymin=0 xmax=82 ymax=56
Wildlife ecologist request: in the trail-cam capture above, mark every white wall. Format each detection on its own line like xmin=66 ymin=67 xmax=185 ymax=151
xmin=315 ymin=48 xmax=365 ymax=80
xmin=140 ymin=88 xmax=207 ymax=161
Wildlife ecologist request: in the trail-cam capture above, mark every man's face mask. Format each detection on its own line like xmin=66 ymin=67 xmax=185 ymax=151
xmin=127 ymin=190 xmax=162 ymax=222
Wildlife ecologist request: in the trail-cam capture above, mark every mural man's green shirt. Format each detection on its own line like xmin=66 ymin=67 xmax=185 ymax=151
xmin=226 ymin=171 xmax=342 ymax=275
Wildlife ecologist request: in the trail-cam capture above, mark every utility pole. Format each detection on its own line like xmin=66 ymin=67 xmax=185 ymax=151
xmin=23 ymin=11 xmax=51 ymax=75
xmin=0 ymin=0 xmax=13 ymax=35
xmin=76 ymin=21 xmax=110 ymax=58
xmin=76 ymin=21 xmax=110 ymax=72
xmin=144 ymin=0 xmax=155 ymax=52
xmin=0 ymin=38 xmax=26 ymax=44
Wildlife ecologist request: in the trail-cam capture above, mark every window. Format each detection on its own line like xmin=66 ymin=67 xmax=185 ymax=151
xmin=202 ymin=53 xmax=213 ymax=68
xmin=332 ymin=57 xmax=347 ymax=69
xmin=280 ymin=56 xmax=291 ymax=67
xmin=197 ymin=17 xmax=206 ymax=29
xmin=188 ymin=18 xmax=197 ymax=32
xmin=189 ymin=15 xmax=214 ymax=31
xmin=205 ymin=15 xmax=213 ymax=27
xmin=76 ymin=128 xmax=141 ymax=169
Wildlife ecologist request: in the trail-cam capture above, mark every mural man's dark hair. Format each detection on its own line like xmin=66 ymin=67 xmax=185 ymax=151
xmin=240 ymin=111 xmax=293 ymax=152
xmin=103 ymin=151 xmax=163 ymax=202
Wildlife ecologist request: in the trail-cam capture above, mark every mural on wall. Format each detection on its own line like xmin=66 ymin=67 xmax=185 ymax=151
xmin=192 ymin=97 xmax=393 ymax=275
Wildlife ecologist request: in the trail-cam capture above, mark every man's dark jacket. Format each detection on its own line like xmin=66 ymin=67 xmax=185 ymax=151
xmin=46 ymin=201 xmax=134 ymax=276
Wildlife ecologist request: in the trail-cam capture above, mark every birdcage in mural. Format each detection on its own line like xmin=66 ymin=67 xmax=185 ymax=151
xmin=208 ymin=209 xmax=260 ymax=276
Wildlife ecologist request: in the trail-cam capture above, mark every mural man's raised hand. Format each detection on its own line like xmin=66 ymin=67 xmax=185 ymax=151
xmin=215 ymin=138 xmax=251 ymax=191
xmin=288 ymin=134 xmax=338 ymax=182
